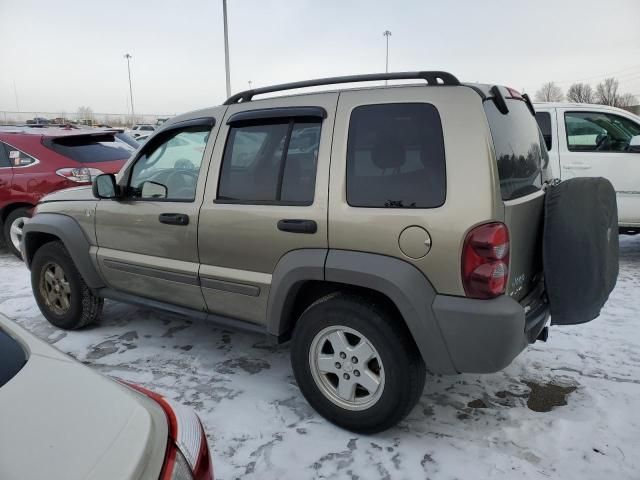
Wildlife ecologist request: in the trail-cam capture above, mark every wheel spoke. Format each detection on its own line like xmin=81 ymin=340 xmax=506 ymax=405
xmin=337 ymin=378 xmax=356 ymax=401
xmin=327 ymin=330 xmax=351 ymax=353
xmin=351 ymin=339 xmax=375 ymax=363
xmin=10 ymin=223 xmax=22 ymax=236
xmin=44 ymin=270 xmax=56 ymax=287
xmin=317 ymin=354 xmax=335 ymax=373
xmin=59 ymin=293 xmax=70 ymax=310
xmin=60 ymin=280 xmax=71 ymax=295
xmin=54 ymin=265 xmax=64 ymax=281
xmin=357 ymin=369 xmax=381 ymax=394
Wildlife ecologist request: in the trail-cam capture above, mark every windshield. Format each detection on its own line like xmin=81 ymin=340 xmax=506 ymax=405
xmin=0 ymin=328 xmax=27 ymax=388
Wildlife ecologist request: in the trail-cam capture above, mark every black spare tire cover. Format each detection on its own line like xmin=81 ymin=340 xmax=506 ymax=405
xmin=543 ymin=177 xmax=618 ymax=325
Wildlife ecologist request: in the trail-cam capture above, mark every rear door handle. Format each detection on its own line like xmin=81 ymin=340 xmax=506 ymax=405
xmin=563 ymin=163 xmax=591 ymax=170
xmin=277 ymin=219 xmax=317 ymax=234
xmin=159 ymin=213 xmax=189 ymax=226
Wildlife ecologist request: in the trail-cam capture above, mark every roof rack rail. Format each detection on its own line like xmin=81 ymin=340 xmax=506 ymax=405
xmin=224 ymin=71 xmax=460 ymax=105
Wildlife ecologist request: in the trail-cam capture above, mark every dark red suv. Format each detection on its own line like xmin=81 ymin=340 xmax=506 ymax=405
xmin=0 ymin=127 xmax=135 ymax=257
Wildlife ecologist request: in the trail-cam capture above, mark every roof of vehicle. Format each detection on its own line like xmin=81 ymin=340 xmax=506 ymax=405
xmin=533 ymin=102 xmax=636 ymax=115
xmin=0 ymin=125 xmax=117 ymax=139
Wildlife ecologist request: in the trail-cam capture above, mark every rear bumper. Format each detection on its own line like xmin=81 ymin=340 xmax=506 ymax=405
xmin=432 ymin=288 xmax=549 ymax=374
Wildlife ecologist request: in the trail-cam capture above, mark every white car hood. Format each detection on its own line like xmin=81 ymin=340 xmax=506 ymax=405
xmin=0 ymin=316 xmax=167 ymax=480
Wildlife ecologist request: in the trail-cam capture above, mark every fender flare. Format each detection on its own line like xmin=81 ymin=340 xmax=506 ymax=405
xmin=267 ymin=249 xmax=457 ymax=374
xmin=22 ymin=213 xmax=105 ymax=289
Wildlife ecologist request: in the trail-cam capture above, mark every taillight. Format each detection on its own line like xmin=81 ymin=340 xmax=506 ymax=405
xmin=55 ymin=167 xmax=104 ymax=183
xmin=122 ymin=382 xmax=213 ymax=480
xmin=462 ymin=222 xmax=510 ymax=299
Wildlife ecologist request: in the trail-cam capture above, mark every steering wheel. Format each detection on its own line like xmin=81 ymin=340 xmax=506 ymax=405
xmin=594 ymin=133 xmax=609 ymax=151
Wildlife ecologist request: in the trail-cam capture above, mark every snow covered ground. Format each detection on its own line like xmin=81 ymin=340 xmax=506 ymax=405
xmin=1 ymin=237 xmax=639 ymax=480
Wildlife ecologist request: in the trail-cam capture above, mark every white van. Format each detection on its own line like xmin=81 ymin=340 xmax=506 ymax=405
xmin=534 ymin=102 xmax=640 ymax=233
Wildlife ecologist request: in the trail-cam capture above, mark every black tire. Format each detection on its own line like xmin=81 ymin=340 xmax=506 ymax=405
xmin=291 ymin=292 xmax=426 ymax=434
xmin=3 ymin=207 xmax=31 ymax=259
xmin=31 ymin=241 xmax=103 ymax=329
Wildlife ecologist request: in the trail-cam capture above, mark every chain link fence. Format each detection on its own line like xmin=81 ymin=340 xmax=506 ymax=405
xmin=0 ymin=111 xmax=173 ymax=128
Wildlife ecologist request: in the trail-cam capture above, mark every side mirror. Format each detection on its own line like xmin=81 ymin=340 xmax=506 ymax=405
xmin=92 ymin=173 xmax=118 ymax=199
xmin=141 ymin=181 xmax=168 ymax=199
xmin=629 ymin=135 xmax=640 ymax=153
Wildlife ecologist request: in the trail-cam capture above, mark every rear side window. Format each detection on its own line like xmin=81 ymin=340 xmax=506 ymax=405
xmin=218 ymin=119 xmax=321 ymax=205
xmin=1 ymin=143 xmax=37 ymax=166
xmin=535 ymin=111 xmax=553 ymax=150
xmin=45 ymin=134 xmax=134 ymax=163
xmin=484 ymin=99 xmax=548 ymax=201
xmin=346 ymin=103 xmax=446 ymax=208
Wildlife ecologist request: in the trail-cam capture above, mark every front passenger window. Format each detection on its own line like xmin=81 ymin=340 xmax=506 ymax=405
xmin=129 ymin=126 xmax=210 ymax=201
xmin=565 ymin=111 xmax=640 ymax=153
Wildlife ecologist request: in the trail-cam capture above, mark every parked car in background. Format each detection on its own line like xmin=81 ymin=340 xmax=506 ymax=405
xmin=534 ymin=102 xmax=640 ymax=233
xmin=128 ymin=123 xmax=156 ymax=138
xmin=0 ymin=313 xmax=213 ymax=480
xmin=0 ymin=126 xmax=134 ymax=257
xmin=22 ymin=71 xmax=618 ymax=433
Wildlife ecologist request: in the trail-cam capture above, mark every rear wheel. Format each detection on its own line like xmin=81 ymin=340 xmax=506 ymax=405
xmin=3 ymin=207 xmax=31 ymax=258
xmin=291 ymin=293 xmax=426 ymax=433
xmin=31 ymin=241 xmax=103 ymax=329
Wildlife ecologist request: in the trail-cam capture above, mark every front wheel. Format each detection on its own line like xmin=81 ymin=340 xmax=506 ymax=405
xmin=31 ymin=241 xmax=103 ymax=329
xmin=3 ymin=207 xmax=31 ymax=258
xmin=291 ymin=293 xmax=426 ymax=433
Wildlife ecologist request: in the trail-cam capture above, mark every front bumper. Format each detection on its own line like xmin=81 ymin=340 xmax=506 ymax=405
xmin=432 ymin=286 xmax=549 ymax=374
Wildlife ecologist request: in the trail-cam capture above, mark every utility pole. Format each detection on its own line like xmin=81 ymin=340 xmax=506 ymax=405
xmin=222 ymin=0 xmax=231 ymax=98
xmin=124 ymin=53 xmax=135 ymax=126
xmin=13 ymin=80 xmax=20 ymax=111
xmin=383 ymin=30 xmax=392 ymax=85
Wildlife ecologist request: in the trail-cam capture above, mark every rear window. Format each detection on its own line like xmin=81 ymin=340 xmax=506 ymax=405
xmin=0 ymin=328 xmax=27 ymax=388
xmin=45 ymin=134 xmax=134 ymax=163
xmin=346 ymin=103 xmax=446 ymax=208
xmin=484 ymin=99 xmax=548 ymax=201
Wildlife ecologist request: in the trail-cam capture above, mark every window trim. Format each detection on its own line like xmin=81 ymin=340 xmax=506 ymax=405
xmin=215 ymin=116 xmax=323 ymax=206
xmin=564 ymin=110 xmax=640 ymax=153
xmin=345 ymin=102 xmax=447 ymax=209
xmin=123 ymin=117 xmax=215 ymax=203
xmin=227 ymin=106 xmax=327 ymax=125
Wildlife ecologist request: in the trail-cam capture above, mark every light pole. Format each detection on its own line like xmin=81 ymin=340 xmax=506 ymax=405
xmin=383 ymin=30 xmax=392 ymax=85
xmin=124 ymin=53 xmax=135 ymax=126
xmin=248 ymin=80 xmax=253 ymax=89
xmin=222 ymin=0 xmax=231 ymax=98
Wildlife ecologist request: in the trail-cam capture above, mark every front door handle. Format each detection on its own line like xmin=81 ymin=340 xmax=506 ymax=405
xmin=159 ymin=213 xmax=189 ymax=226
xmin=277 ymin=219 xmax=317 ymax=234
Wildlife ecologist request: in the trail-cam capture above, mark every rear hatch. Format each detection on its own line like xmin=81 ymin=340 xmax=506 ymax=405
xmin=483 ymin=89 xmax=549 ymax=301
xmin=43 ymin=132 xmax=134 ymax=174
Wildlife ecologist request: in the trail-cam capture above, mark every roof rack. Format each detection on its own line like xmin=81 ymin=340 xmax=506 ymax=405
xmin=224 ymin=71 xmax=460 ymax=105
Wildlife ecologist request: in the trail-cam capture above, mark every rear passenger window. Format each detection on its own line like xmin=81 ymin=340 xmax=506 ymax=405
xmin=535 ymin=112 xmax=552 ymax=150
xmin=1 ymin=143 xmax=37 ymax=167
xmin=218 ymin=120 xmax=321 ymax=205
xmin=346 ymin=103 xmax=446 ymax=208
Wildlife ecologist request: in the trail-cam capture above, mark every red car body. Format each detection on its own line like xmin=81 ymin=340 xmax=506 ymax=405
xmin=0 ymin=126 xmax=134 ymax=255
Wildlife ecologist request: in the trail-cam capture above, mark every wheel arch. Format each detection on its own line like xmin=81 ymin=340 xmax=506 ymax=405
xmin=23 ymin=213 xmax=105 ymax=289
xmin=267 ymin=249 xmax=457 ymax=374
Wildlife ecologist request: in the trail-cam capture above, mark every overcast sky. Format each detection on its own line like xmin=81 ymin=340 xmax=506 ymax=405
xmin=1 ymin=0 xmax=639 ymax=115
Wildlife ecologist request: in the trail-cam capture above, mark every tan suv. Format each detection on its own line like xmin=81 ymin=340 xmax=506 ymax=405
xmin=22 ymin=72 xmax=618 ymax=433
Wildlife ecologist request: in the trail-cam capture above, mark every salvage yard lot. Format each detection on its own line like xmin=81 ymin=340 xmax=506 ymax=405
xmin=1 ymin=237 xmax=639 ymax=480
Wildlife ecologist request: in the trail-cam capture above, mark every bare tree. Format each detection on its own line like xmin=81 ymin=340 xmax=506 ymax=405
xmin=534 ymin=82 xmax=564 ymax=102
xmin=595 ymin=78 xmax=619 ymax=106
xmin=616 ymin=93 xmax=638 ymax=108
xmin=566 ymin=83 xmax=595 ymax=103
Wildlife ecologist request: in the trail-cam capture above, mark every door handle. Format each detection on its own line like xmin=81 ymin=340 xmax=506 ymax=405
xmin=277 ymin=219 xmax=317 ymax=234
xmin=159 ymin=213 xmax=189 ymax=226
xmin=563 ymin=163 xmax=591 ymax=170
